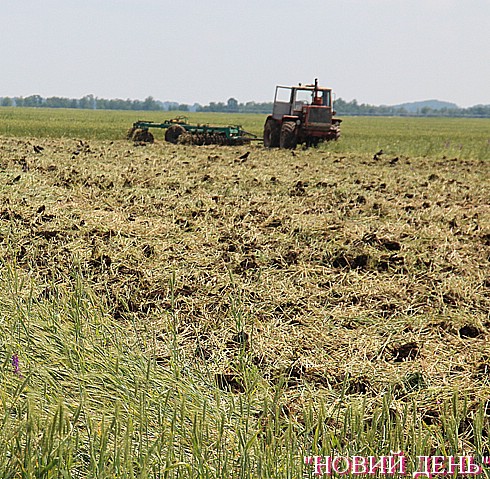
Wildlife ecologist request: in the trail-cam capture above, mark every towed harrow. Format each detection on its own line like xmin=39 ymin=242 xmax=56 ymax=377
xmin=127 ymin=117 xmax=259 ymax=146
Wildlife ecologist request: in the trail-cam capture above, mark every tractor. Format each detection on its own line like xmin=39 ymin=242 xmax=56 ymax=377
xmin=263 ymin=79 xmax=341 ymax=149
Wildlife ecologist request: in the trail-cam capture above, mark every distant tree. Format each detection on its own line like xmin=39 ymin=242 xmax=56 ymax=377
xmin=227 ymin=97 xmax=239 ymax=112
xmin=23 ymin=95 xmax=43 ymax=107
xmin=1 ymin=97 xmax=13 ymax=107
xmin=79 ymin=94 xmax=95 ymax=109
xmin=94 ymin=98 xmax=106 ymax=110
xmin=238 ymin=101 xmax=272 ymax=114
xmin=467 ymin=105 xmax=490 ymax=117
xmin=131 ymin=99 xmax=144 ymax=110
xmin=206 ymin=102 xmax=226 ymax=112
xmin=45 ymin=96 xmax=72 ymax=108
xmin=142 ymin=96 xmax=161 ymax=111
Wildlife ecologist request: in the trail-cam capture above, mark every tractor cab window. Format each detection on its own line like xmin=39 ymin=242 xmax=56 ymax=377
xmin=294 ymin=89 xmax=312 ymax=110
xmin=292 ymin=89 xmax=332 ymax=108
xmin=320 ymin=90 xmax=332 ymax=107
xmin=273 ymin=87 xmax=296 ymax=118
xmin=275 ymin=87 xmax=293 ymax=103
xmin=309 ymin=90 xmax=332 ymax=107
xmin=310 ymin=90 xmax=331 ymax=107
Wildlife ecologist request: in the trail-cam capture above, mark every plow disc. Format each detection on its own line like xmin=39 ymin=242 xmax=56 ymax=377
xmin=179 ymin=132 xmax=251 ymax=146
xmin=127 ymin=127 xmax=154 ymax=143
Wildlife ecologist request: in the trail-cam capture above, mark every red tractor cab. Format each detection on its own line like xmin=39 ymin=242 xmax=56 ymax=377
xmin=263 ymin=79 xmax=342 ymax=149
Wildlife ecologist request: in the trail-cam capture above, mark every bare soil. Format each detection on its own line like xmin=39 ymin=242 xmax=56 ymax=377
xmin=1 ymin=136 xmax=489 ymax=414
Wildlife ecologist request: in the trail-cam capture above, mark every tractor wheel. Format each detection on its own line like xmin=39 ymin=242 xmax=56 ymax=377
xmin=132 ymin=129 xmax=154 ymax=143
xmin=165 ymin=125 xmax=186 ymax=144
xmin=326 ymin=125 xmax=341 ymax=141
xmin=279 ymin=121 xmax=298 ymax=149
xmin=263 ymin=117 xmax=280 ymax=148
xmin=330 ymin=120 xmax=341 ymax=141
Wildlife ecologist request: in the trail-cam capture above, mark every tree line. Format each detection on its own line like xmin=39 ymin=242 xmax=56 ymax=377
xmin=333 ymin=98 xmax=490 ymax=118
xmin=1 ymin=94 xmax=489 ymax=118
xmin=0 ymin=95 xmax=167 ymax=111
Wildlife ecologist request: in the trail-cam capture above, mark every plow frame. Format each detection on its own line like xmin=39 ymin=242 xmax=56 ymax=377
xmin=128 ymin=117 xmax=259 ymax=144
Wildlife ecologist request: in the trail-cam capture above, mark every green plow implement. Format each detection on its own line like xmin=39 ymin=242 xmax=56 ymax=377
xmin=127 ymin=116 xmax=259 ymax=145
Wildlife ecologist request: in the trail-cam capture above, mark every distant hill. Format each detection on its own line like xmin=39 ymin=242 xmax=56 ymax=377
xmin=392 ymin=100 xmax=459 ymax=112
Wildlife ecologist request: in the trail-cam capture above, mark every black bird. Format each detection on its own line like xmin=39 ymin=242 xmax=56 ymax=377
xmin=33 ymin=145 xmax=44 ymax=154
xmin=389 ymin=157 xmax=399 ymax=165
xmin=373 ymin=149 xmax=384 ymax=161
xmin=238 ymin=151 xmax=250 ymax=160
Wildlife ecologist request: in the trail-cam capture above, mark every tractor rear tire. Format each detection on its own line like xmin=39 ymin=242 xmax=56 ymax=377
xmin=263 ymin=117 xmax=280 ymax=148
xmin=279 ymin=121 xmax=298 ymax=149
xmin=165 ymin=125 xmax=186 ymax=144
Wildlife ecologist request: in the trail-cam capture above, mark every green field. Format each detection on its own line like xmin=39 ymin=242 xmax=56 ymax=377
xmin=0 ymin=107 xmax=489 ymax=478
xmin=1 ymin=107 xmax=489 ymax=160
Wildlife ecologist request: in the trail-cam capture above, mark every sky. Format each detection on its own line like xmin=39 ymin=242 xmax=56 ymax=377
xmin=1 ymin=0 xmax=490 ymax=108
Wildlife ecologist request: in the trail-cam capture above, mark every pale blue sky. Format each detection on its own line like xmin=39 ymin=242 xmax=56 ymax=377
xmin=2 ymin=0 xmax=489 ymax=107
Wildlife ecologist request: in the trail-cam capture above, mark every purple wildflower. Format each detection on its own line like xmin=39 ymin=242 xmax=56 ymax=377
xmin=12 ymin=354 xmax=22 ymax=377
